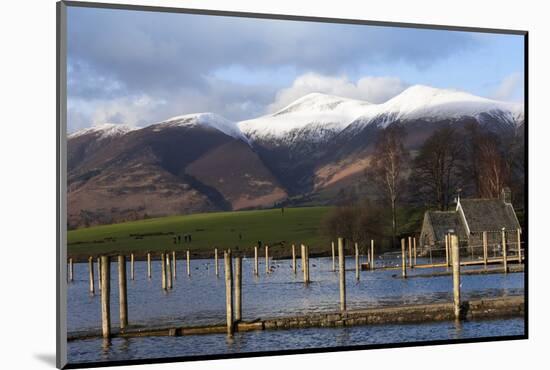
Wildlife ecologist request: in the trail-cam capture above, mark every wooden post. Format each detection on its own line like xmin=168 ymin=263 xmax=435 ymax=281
xmin=254 ymin=246 xmax=258 ymax=276
xmin=161 ymin=252 xmax=166 ymax=290
xmin=100 ymin=256 xmax=111 ymax=339
xmin=235 ymin=256 xmax=242 ymax=322
xmin=166 ymin=253 xmax=173 ymax=289
xmin=517 ymin=229 xmax=522 ymax=263
xmin=215 ymin=248 xmax=219 ymax=277
xmin=451 ymin=234 xmax=461 ymax=319
xmin=502 ymin=228 xmax=508 ymax=273
xmin=355 ymin=242 xmax=360 ymax=281
xmin=97 ymin=257 xmax=102 ymax=291
xmin=224 ymin=250 xmax=234 ymax=336
xmin=445 ymin=234 xmax=450 ymax=267
xmin=130 ymin=253 xmax=135 ymax=281
xmin=265 ymin=245 xmax=270 ymax=274
xmin=187 ymin=250 xmax=191 ymax=276
xmin=302 ymin=244 xmax=308 ymax=284
xmin=172 ymin=251 xmax=176 ymax=280
xmin=338 ymin=238 xmax=346 ymax=311
xmin=413 ymin=237 xmax=417 ymax=266
xmin=291 ymin=244 xmax=296 ymax=274
xmin=332 ymin=241 xmax=336 ymax=272
xmin=88 ymin=256 xmax=95 ymax=294
xmin=147 ymin=252 xmax=151 ymax=279
xmin=408 ymin=236 xmax=412 ymax=268
xmin=401 ymin=238 xmax=407 ymax=278
xmin=482 ymin=231 xmax=488 ymax=268
xmin=367 ymin=250 xmax=370 ymax=269
xmin=370 ymin=239 xmax=375 ymax=270
xmin=300 ymin=244 xmax=305 ymax=273
xmin=117 ymin=255 xmax=128 ymax=331
xmin=68 ymin=258 xmax=73 ymax=282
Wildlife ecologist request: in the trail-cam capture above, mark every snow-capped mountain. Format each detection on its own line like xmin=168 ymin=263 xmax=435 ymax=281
xmin=67 ymin=85 xmax=524 ymax=227
xmin=239 ymin=86 xmax=523 ymax=145
xmin=151 ymin=112 xmax=247 ymax=141
xmin=68 ymin=123 xmax=137 ymax=139
xmin=69 ymin=85 xmax=524 ymax=145
xmin=238 ymin=93 xmax=372 ymax=144
xmin=348 ymin=85 xmax=524 ymax=130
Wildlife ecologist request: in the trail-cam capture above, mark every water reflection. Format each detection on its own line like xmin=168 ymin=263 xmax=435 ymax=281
xmin=68 ymin=318 xmax=524 ymax=364
xmin=100 ymin=338 xmax=111 ymax=361
xmin=452 ymin=320 xmax=463 ymax=339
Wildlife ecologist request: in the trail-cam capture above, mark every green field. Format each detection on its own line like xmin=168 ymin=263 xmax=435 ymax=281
xmin=68 ymin=206 xmax=333 ymax=259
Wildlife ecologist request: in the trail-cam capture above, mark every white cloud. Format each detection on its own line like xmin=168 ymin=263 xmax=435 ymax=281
xmin=67 ymin=78 xmax=276 ymax=133
xmin=267 ymin=73 xmax=408 ymax=112
xmin=67 ymin=94 xmax=169 ymax=133
xmin=492 ymin=72 xmax=524 ymax=101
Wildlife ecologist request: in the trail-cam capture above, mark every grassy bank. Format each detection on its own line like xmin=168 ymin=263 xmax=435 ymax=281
xmin=68 ymin=206 xmax=333 ymax=259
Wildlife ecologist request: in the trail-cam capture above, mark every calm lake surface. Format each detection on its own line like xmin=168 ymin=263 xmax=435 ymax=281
xmin=67 ymin=255 xmax=524 ymax=364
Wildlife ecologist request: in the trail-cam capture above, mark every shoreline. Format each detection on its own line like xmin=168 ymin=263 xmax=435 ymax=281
xmin=67 ymin=295 xmax=524 ymax=342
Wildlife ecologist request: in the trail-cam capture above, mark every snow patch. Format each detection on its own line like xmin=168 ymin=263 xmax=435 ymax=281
xmin=354 ymin=84 xmax=524 ymax=127
xmin=238 ymin=93 xmax=372 ymax=142
xmin=153 ymin=112 xmax=247 ymax=141
xmin=68 ymin=123 xmax=137 ymax=139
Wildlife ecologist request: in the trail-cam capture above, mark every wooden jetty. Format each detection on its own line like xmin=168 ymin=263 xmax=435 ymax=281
xmin=362 ymin=256 xmax=523 ymax=271
xmin=67 ymin=295 xmax=524 ymax=341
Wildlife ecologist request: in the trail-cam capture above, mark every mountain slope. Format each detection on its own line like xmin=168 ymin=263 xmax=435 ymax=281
xmin=67 ymin=115 xmax=285 ymax=228
xmin=67 ymin=86 xmax=524 ymax=227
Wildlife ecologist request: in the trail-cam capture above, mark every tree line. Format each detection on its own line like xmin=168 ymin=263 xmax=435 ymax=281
xmin=323 ymin=122 xmax=524 ymax=250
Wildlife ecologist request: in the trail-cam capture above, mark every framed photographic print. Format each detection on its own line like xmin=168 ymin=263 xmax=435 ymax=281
xmin=56 ymin=1 xmax=527 ymax=368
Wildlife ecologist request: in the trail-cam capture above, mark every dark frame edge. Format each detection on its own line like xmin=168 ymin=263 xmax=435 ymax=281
xmin=57 ymin=1 xmax=68 ymax=369
xmin=62 ymin=0 xmax=528 ymax=35
xmin=523 ymin=32 xmax=529 ymax=339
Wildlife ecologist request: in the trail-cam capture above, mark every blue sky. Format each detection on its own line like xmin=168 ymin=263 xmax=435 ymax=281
xmin=67 ymin=6 xmax=525 ymax=132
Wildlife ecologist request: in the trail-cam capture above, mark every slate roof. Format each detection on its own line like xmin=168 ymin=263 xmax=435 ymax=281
xmin=425 ymin=211 xmax=467 ymax=241
xmin=458 ymin=199 xmax=520 ymax=233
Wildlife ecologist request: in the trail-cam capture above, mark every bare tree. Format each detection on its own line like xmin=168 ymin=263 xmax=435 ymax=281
xmin=413 ymin=125 xmax=463 ymax=210
xmin=476 ymin=134 xmax=511 ymax=198
xmin=365 ymin=124 xmax=409 ymax=247
xmin=461 ymin=124 xmax=515 ymax=199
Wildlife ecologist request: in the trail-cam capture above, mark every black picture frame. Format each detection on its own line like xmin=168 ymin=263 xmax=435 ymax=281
xmin=56 ymin=1 xmax=528 ymax=368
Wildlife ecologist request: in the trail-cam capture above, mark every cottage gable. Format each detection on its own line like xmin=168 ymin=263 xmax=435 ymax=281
xmin=420 ymin=190 xmax=521 ymax=250
xmin=427 ymin=211 xmax=466 ymax=242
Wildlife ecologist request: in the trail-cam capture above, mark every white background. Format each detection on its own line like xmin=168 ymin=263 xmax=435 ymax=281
xmin=0 ymin=0 xmax=547 ymax=369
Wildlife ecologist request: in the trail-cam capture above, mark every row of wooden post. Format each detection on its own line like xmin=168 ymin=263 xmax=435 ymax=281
xmin=442 ymin=228 xmax=521 ymax=273
xmin=401 ymin=237 xmax=419 ymax=278
xmin=78 ymin=250 xmax=197 ymax=293
xmin=332 ymin=239 xmax=376 ymax=273
xmin=75 ymin=237 xmax=380 ymax=292
xmin=87 ymin=230 xmax=498 ymax=339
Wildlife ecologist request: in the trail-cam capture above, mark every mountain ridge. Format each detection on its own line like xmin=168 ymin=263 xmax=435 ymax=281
xmin=67 ymin=85 xmax=524 ymax=228
xmin=70 ymin=85 xmax=524 ymax=143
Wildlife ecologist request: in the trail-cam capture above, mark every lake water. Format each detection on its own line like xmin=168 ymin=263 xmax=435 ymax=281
xmin=66 ymin=255 xmax=524 ymax=364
